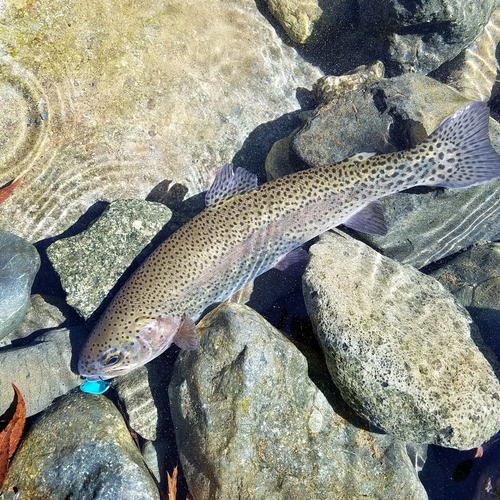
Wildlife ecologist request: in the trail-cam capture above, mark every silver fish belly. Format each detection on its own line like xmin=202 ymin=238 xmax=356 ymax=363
xmin=78 ymin=101 xmax=500 ymax=380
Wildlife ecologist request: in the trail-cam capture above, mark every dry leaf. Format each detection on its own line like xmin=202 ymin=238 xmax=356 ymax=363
xmin=0 ymin=384 xmax=27 ymax=488
xmin=0 ymin=176 xmax=24 ymax=205
xmin=166 ymin=465 xmax=178 ymax=500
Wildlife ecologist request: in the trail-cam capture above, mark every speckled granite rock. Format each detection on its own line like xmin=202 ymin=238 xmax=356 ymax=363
xmin=0 ymin=327 xmax=83 ymax=417
xmin=169 ymin=303 xmax=428 ymax=499
xmin=303 ymin=230 xmax=500 ymax=450
xmin=0 ymin=231 xmax=40 ymax=340
xmin=47 ymin=199 xmax=172 ymax=319
xmin=0 ymin=0 xmax=321 ymax=242
xmin=1 ymin=392 xmax=160 ymax=500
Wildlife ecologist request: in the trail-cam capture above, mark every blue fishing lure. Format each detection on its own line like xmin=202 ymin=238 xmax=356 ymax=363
xmin=80 ymin=379 xmax=111 ymax=394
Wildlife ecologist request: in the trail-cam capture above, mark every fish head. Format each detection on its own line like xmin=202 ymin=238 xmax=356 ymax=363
xmin=78 ymin=314 xmax=182 ymax=380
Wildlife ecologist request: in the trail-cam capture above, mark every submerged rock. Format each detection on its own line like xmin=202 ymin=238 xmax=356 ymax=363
xmin=0 ymin=231 xmax=40 ymax=340
xmin=431 ymin=243 xmax=500 ymax=310
xmin=47 ymin=199 xmax=172 ymax=319
xmin=303 ymin=230 xmax=500 ymax=450
xmin=0 ymin=0 xmax=321 ymax=242
xmin=1 ymin=392 xmax=159 ymax=500
xmin=358 ymin=0 xmax=499 ymax=75
xmin=169 ymin=303 xmax=427 ymax=499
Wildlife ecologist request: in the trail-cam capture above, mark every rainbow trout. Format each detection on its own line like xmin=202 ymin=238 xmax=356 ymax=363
xmin=79 ymin=101 xmax=500 ymax=380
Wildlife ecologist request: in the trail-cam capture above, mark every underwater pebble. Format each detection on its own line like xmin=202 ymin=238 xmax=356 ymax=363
xmin=1 ymin=391 xmax=160 ymax=500
xmin=169 ymin=303 xmax=427 ymax=499
xmin=303 ymin=231 xmax=500 ymax=450
xmin=47 ymin=199 xmax=172 ymax=319
xmin=0 ymin=327 xmax=82 ymax=417
xmin=0 ymin=231 xmax=40 ymax=340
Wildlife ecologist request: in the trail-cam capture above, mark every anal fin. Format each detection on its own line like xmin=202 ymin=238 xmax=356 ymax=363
xmin=274 ymin=247 xmax=309 ymax=271
xmin=343 ymin=200 xmax=387 ymax=236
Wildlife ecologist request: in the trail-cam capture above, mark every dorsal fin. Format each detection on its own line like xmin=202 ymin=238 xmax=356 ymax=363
xmin=343 ymin=200 xmax=387 ymax=235
xmin=205 ymin=163 xmax=258 ymax=207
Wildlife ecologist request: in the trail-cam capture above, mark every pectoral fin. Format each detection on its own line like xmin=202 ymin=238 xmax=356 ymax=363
xmin=174 ymin=315 xmax=198 ymax=350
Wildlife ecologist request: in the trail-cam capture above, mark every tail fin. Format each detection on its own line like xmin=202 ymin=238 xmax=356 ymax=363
xmin=419 ymin=101 xmax=500 ymax=189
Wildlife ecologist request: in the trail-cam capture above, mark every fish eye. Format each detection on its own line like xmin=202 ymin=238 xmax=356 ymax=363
xmin=100 ymin=348 xmax=124 ymax=367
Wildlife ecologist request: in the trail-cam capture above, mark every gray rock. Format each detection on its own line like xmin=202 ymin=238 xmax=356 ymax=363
xmin=1 ymin=391 xmax=160 ymax=500
xmin=303 ymin=230 xmax=500 ymax=449
xmin=433 ymin=8 xmax=500 ymax=102
xmin=361 ymin=180 xmax=500 ymax=269
xmin=358 ymin=0 xmax=499 ymax=75
xmin=113 ymin=366 xmax=158 ymax=441
xmin=293 ymin=73 xmax=471 ymax=168
xmin=169 ymin=303 xmax=428 ymax=500
xmin=0 ymin=327 xmax=82 ymax=417
xmin=0 ymin=231 xmax=40 ymax=340
xmin=0 ymin=294 xmax=66 ymax=348
xmin=47 ymin=199 xmax=172 ymax=319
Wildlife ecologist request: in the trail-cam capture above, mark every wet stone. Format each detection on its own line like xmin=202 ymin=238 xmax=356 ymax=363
xmin=47 ymin=199 xmax=172 ymax=319
xmin=169 ymin=303 xmax=427 ymax=500
xmin=1 ymin=391 xmax=160 ymax=500
xmin=303 ymin=230 xmax=500 ymax=450
xmin=0 ymin=231 xmax=40 ymax=340
xmin=0 ymin=294 xmax=66 ymax=348
xmin=0 ymin=327 xmax=83 ymax=418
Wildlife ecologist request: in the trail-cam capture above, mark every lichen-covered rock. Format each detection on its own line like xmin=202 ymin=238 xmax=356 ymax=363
xmin=47 ymin=199 xmax=172 ymax=319
xmin=1 ymin=392 xmax=159 ymax=500
xmin=303 ymin=230 xmax=500 ymax=450
xmin=169 ymin=303 xmax=428 ymax=499
xmin=0 ymin=231 xmax=40 ymax=340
